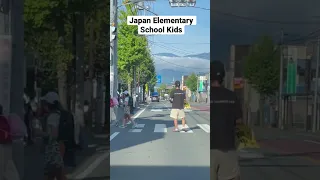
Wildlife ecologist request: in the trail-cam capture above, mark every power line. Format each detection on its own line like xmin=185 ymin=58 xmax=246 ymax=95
xmin=151 ymin=41 xmax=210 ymax=44
xmin=149 ymin=41 xmax=195 ymax=55
xmin=152 ymin=54 xmax=209 ymax=70
xmin=212 ymin=9 xmax=320 ymax=25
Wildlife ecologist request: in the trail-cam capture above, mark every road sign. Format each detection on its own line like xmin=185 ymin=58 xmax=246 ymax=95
xmin=156 ymin=75 xmax=161 ymax=83
xmin=286 ymin=61 xmax=296 ymax=94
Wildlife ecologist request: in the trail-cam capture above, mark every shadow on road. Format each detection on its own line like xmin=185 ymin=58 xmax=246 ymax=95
xmin=110 ymin=165 xmax=209 ymax=180
xmin=110 ymin=119 xmax=174 ymax=153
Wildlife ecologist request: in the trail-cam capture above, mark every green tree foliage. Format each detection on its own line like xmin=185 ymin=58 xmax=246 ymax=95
xmin=244 ymin=36 xmax=280 ymax=97
xmin=186 ymin=73 xmax=198 ymax=92
xmin=118 ymin=5 xmax=155 ymax=86
xmin=24 ymin=0 xmax=109 ymax=91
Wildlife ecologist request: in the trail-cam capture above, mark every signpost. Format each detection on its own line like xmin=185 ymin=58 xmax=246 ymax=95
xmin=286 ymin=59 xmax=297 ymax=94
xmin=156 ymin=75 xmax=161 ymax=83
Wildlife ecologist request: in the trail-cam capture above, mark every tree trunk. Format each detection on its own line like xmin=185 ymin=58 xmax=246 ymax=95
xmin=87 ymin=20 xmax=95 ymax=127
xmin=259 ymin=97 xmax=265 ymax=127
xmin=57 ymin=70 xmax=68 ymax=109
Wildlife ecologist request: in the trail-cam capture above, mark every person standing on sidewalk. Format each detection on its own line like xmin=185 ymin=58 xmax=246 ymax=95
xmin=40 ymin=92 xmax=66 ymax=180
xmin=170 ymin=81 xmax=187 ymax=132
xmin=0 ymin=105 xmax=20 ymax=180
xmin=210 ymin=60 xmax=242 ymax=180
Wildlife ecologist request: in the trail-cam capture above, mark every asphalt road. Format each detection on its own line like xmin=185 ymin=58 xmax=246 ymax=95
xmin=107 ymin=101 xmax=210 ymax=180
xmin=239 ymin=127 xmax=320 ymax=180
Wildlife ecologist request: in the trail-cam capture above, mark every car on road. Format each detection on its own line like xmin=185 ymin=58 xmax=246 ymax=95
xmin=151 ymin=92 xmax=160 ymax=102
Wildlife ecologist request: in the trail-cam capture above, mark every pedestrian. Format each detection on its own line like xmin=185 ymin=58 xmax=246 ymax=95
xmin=110 ymin=95 xmax=118 ymax=126
xmin=8 ymin=113 xmax=27 ymax=180
xmin=0 ymin=104 xmax=21 ymax=180
xmin=56 ymin=99 xmax=76 ymax=167
xmin=24 ymin=103 xmax=34 ymax=145
xmin=40 ymin=92 xmax=66 ymax=180
xmin=210 ymin=60 xmax=242 ymax=180
xmin=119 ymin=91 xmax=136 ymax=128
xmin=170 ymin=81 xmax=187 ymax=132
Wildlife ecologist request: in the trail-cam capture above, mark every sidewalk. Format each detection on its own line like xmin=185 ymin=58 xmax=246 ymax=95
xmin=189 ymin=102 xmax=210 ymax=111
xmin=23 ymin=129 xmax=100 ymax=180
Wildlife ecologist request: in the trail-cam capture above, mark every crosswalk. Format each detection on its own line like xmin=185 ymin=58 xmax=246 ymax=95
xmin=119 ymin=123 xmax=210 ymax=133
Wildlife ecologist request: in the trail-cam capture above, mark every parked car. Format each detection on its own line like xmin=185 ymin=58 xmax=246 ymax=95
xmin=151 ymin=92 xmax=160 ymax=102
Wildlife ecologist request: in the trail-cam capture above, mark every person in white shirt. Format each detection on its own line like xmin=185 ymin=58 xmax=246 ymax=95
xmin=119 ymin=91 xmax=137 ymax=128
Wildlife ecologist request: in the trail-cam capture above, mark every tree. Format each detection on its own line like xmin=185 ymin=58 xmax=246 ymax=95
xmin=157 ymin=83 xmax=167 ymax=97
xmin=118 ymin=5 xmax=155 ymax=92
xmin=24 ymin=0 xmax=108 ymax=108
xmin=186 ymin=73 xmax=198 ymax=92
xmin=244 ymin=36 xmax=280 ymax=125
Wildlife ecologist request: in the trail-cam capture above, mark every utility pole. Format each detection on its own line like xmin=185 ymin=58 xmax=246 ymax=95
xmin=312 ymin=36 xmax=320 ymax=132
xmin=10 ymin=1 xmax=25 ymax=179
xmin=278 ymin=30 xmax=284 ymax=129
xmin=110 ymin=0 xmax=118 ymax=98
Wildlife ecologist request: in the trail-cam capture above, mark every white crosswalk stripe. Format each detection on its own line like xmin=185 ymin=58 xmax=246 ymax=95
xmin=123 ymin=123 xmax=210 ymax=134
xmin=178 ymin=124 xmax=193 ymax=133
xmin=154 ymin=124 xmax=167 ymax=132
xmin=197 ymin=124 xmax=210 ymax=133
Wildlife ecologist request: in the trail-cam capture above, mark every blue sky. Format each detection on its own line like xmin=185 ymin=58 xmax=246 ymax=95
xmin=143 ymin=0 xmax=210 ymax=56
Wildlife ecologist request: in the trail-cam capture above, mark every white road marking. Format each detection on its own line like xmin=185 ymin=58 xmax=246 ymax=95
xmin=197 ymin=124 xmax=210 ymax=133
xmin=73 ymin=152 xmax=109 ymax=179
xmin=129 ymin=129 xmax=143 ymax=133
xmin=179 ymin=124 xmax=193 ymax=133
xmin=151 ymin=109 xmax=163 ymax=112
xmin=110 ymin=132 xmax=119 ymax=141
xmin=154 ymin=124 xmax=167 ymax=132
xmin=132 ymin=106 xmax=147 ymax=119
xmin=134 ymin=124 xmax=145 ymax=128
xmin=304 ymin=139 xmax=320 ymax=145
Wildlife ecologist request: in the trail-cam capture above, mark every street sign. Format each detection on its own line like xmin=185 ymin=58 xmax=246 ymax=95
xmin=233 ymin=78 xmax=243 ymax=89
xmin=156 ymin=75 xmax=161 ymax=83
xmin=286 ymin=61 xmax=296 ymax=95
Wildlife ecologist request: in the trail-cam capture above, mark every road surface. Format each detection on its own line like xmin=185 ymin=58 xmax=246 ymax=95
xmin=108 ymin=101 xmax=210 ymax=180
xmin=239 ymin=127 xmax=320 ymax=180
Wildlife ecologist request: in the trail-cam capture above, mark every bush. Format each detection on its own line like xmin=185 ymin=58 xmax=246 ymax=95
xmin=184 ymin=101 xmax=191 ymax=109
xmin=236 ymin=124 xmax=259 ymax=149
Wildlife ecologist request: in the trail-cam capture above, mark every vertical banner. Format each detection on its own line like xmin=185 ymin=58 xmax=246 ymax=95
xmin=0 ymin=35 xmax=11 ymax=115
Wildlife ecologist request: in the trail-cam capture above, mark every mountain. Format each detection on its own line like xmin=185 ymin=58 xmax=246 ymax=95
xmin=154 ymin=52 xmax=210 ymax=84
xmin=153 ymin=53 xmax=179 ymax=57
xmin=184 ymin=52 xmax=210 ymax=60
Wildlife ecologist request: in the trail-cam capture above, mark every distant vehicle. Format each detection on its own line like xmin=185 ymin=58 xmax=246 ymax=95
xmin=151 ymin=92 xmax=160 ymax=102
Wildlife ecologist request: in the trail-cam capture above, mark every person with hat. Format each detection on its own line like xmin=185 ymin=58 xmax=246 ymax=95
xmin=210 ymin=60 xmax=242 ymax=180
xmin=119 ymin=91 xmax=137 ymax=128
xmin=170 ymin=80 xmax=187 ymax=132
xmin=40 ymin=92 xmax=66 ymax=180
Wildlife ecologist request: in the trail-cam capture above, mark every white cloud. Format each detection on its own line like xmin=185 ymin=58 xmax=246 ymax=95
xmin=153 ymin=55 xmax=210 ymax=73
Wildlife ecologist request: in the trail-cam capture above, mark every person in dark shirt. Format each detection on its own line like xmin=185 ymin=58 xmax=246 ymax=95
xmin=170 ymin=81 xmax=186 ymax=132
xmin=210 ymin=60 xmax=242 ymax=180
